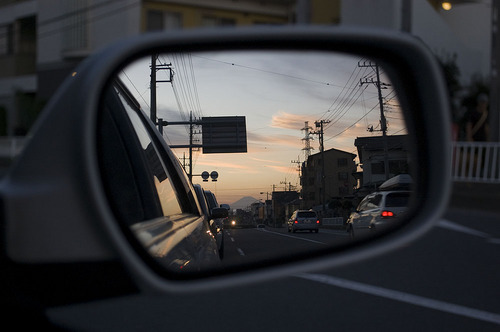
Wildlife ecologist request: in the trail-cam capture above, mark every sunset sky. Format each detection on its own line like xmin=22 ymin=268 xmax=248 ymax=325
xmin=120 ymin=50 xmax=405 ymax=205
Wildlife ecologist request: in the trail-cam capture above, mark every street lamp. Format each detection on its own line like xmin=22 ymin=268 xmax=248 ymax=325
xmin=441 ymin=2 xmax=452 ymax=11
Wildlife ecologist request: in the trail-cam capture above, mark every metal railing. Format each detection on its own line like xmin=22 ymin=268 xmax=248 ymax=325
xmin=451 ymin=142 xmax=500 ymax=183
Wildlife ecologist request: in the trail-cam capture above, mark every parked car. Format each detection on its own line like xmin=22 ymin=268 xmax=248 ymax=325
xmin=288 ymin=210 xmax=320 ymax=233
xmin=193 ymin=184 xmax=226 ymax=259
xmin=346 ymin=190 xmax=411 ymax=239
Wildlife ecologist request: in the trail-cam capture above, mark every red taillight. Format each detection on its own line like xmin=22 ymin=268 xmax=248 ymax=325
xmin=294 ymin=220 xmax=298 ymax=224
xmin=316 ymin=220 xmax=320 ymax=224
xmin=381 ymin=211 xmax=394 ymax=217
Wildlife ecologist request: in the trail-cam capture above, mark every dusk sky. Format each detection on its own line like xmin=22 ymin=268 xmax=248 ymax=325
xmin=120 ymin=50 xmax=406 ymax=205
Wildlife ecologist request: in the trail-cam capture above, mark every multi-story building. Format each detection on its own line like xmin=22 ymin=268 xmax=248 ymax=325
xmin=0 ymin=0 xmax=37 ymax=137
xmin=0 ymin=0 xmax=341 ymax=134
xmin=300 ymin=148 xmax=357 ymax=210
xmin=354 ymin=134 xmax=411 ymax=192
xmin=272 ymin=190 xmax=300 ymax=226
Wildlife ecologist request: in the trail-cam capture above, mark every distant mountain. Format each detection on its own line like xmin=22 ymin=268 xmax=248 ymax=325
xmin=229 ymin=196 xmax=260 ymax=210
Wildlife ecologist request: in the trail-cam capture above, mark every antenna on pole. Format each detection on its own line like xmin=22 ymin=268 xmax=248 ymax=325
xmin=301 ymin=121 xmax=314 ymax=161
xmin=359 ymin=61 xmax=391 ymax=180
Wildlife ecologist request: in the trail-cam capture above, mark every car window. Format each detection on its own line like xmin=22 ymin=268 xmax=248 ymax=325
xmin=117 ymin=92 xmax=183 ymax=218
xmin=357 ymin=197 xmax=370 ymax=212
xmin=297 ymin=211 xmax=317 ymax=218
xmin=358 ymin=194 xmax=381 ymax=211
xmin=385 ymin=192 xmax=410 ymax=208
xmin=204 ymin=191 xmax=218 ymax=210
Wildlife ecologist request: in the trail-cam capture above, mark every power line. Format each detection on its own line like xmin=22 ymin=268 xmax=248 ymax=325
xmin=325 ymin=104 xmax=378 ymax=142
xmin=193 ymin=55 xmax=350 ymax=89
xmin=322 ymin=64 xmax=372 ymax=126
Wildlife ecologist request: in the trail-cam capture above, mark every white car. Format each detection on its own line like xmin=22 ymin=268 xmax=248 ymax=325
xmin=288 ymin=210 xmax=320 ymax=233
xmin=347 ymin=190 xmax=411 ymax=238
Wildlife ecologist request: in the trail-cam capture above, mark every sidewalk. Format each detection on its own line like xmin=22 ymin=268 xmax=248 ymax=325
xmin=448 ymin=181 xmax=500 ymax=214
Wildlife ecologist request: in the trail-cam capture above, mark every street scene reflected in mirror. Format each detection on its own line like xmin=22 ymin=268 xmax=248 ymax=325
xmin=116 ymin=51 xmax=413 ymax=271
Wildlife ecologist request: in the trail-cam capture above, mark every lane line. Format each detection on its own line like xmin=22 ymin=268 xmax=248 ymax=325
xmin=297 ymin=273 xmax=500 ymax=325
xmin=237 ymin=248 xmax=245 ymax=256
xmin=259 ymin=229 xmax=328 ymax=245
xmin=438 ymin=219 xmax=500 ymax=244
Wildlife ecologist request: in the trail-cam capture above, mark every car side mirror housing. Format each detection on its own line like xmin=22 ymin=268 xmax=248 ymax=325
xmin=211 ymin=207 xmax=229 ymax=219
xmin=1 ymin=26 xmax=451 ymax=296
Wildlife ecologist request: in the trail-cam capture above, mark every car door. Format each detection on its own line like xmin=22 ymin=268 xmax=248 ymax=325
xmin=98 ymin=80 xmax=220 ymax=272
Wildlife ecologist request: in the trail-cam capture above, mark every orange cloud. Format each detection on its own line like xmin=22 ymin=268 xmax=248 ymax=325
xmin=271 ymin=111 xmax=313 ymax=130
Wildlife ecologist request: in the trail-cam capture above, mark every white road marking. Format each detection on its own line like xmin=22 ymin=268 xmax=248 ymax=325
xmin=230 ymin=237 xmax=235 ymax=242
xmin=297 ymin=273 xmax=500 ymax=325
xmin=237 ymin=248 xmax=245 ymax=256
xmin=438 ymin=219 xmax=499 ymax=244
xmin=259 ymin=229 xmax=328 ymax=245
xmin=488 ymin=238 xmax=500 ymax=244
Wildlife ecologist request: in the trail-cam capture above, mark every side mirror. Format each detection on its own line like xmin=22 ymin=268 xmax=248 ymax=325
xmin=211 ymin=207 xmax=229 ymax=219
xmin=1 ymin=27 xmax=451 ymax=295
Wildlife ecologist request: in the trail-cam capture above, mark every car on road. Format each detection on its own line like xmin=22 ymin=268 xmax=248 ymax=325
xmin=288 ymin=210 xmax=320 ymax=233
xmin=346 ymin=190 xmax=411 ymax=239
xmin=193 ymin=184 xmax=226 ymax=259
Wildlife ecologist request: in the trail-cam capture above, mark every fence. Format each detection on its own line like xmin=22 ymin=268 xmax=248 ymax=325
xmin=451 ymin=142 xmax=500 ymax=183
xmin=322 ymin=217 xmax=344 ymax=226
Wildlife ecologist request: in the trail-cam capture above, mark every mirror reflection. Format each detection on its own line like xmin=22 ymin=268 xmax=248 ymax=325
xmin=103 ymin=50 xmax=414 ymax=273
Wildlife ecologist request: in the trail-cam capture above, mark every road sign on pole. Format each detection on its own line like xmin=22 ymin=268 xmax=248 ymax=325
xmin=201 ymin=116 xmax=247 ymax=154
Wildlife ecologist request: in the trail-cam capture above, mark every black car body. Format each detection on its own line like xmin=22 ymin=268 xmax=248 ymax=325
xmin=194 ymin=184 xmax=225 ymax=259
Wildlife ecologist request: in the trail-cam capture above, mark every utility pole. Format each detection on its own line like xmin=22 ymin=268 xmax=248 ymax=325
xmin=359 ymin=61 xmax=391 ymax=180
xmin=189 ymin=111 xmax=193 ymax=181
xmin=150 ymin=55 xmax=173 ymax=131
xmin=280 ymin=179 xmax=290 ymax=191
xmin=313 ymin=119 xmax=330 ymax=214
xmin=162 ymin=114 xmax=202 ymax=182
xmin=291 ymin=158 xmax=301 ymax=177
xmin=150 ymin=54 xmax=157 ymax=124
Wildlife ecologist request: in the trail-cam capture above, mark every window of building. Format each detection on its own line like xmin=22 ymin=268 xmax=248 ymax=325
xmin=338 ymin=158 xmax=348 ymax=167
xmin=371 ymin=161 xmax=385 ymax=174
xmin=338 ymin=172 xmax=348 ymax=180
xmin=18 ymin=16 xmax=36 ymax=54
xmin=339 ymin=186 xmax=349 ymax=195
xmin=146 ymin=10 xmax=183 ymax=31
xmin=389 ymin=159 xmax=409 ymax=174
xmin=0 ymin=24 xmax=13 ymax=55
xmin=146 ymin=10 xmax=164 ymax=31
xmin=201 ymin=16 xmax=236 ymax=27
xmin=62 ymin=0 xmax=89 ymax=52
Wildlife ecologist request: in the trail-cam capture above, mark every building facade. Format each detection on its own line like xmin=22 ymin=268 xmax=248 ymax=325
xmin=354 ymin=135 xmax=411 ymax=192
xmin=300 ymin=148 xmax=357 ymax=210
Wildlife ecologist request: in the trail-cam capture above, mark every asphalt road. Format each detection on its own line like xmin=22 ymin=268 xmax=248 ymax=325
xmin=47 ymin=204 xmax=500 ymax=331
xmin=220 ymin=226 xmax=351 ymax=267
